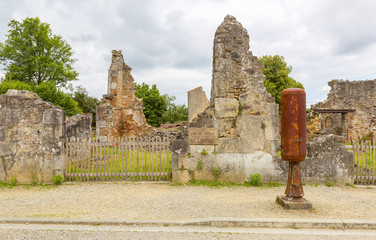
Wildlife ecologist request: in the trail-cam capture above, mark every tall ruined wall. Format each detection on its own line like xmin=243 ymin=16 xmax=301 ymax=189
xmin=188 ymin=86 xmax=210 ymax=122
xmin=173 ymin=15 xmax=280 ymax=183
xmin=0 ymin=90 xmax=66 ymax=183
xmin=312 ymin=79 xmax=376 ymax=141
xmin=96 ymin=50 xmax=150 ymax=141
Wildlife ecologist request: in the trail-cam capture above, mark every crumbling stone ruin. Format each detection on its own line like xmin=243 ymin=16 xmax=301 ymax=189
xmin=311 ymin=79 xmax=376 ymax=142
xmin=96 ymin=50 xmax=150 ymax=141
xmin=274 ymin=134 xmax=354 ymax=184
xmin=188 ymin=86 xmax=210 ymax=122
xmin=66 ymin=113 xmax=92 ymax=139
xmin=0 ymin=90 xmax=66 ymax=183
xmin=173 ymin=15 xmax=280 ymax=183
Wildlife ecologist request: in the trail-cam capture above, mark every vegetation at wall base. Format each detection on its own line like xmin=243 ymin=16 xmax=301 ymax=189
xmin=52 ymin=175 xmax=64 ymax=185
xmin=246 ymin=173 xmax=263 ymax=187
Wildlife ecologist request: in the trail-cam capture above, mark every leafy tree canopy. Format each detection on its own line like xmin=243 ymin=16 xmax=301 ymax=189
xmin=162 ymin=94 xmax=188 ymax=123
xmin=73 ymin=86 xmax=100 ymax=126
xmin=260 ymin=55 xmax=304 ymax=106
xmin=135 ymin=82 xmax=167 ymax=127
xmin=0 ymin=80 xmax=81 ymax=116
xmin=0 ymin=17 xmax=78 ymax=88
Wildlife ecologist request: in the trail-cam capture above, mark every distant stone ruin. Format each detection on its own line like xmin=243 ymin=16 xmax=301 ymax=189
xmin=173 ymin=15 xmax=280 ymax=183
xmin=188 ymin=86 xmax=210 ymax=122
xmin=311 ymin=79 xmax=376 ymax=141
xmin=0 ymin=90 xmax=66 ymax=183
xmin=96 ymin=50 xmax=150 ymax=141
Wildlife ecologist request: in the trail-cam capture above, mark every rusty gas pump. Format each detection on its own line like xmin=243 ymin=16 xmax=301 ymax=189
xmin=277 ymin=88 xmax=312 ymax=209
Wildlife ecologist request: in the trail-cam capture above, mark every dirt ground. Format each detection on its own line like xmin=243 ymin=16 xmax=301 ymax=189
xmin=0 ymin=182 xmax=374 ymax=221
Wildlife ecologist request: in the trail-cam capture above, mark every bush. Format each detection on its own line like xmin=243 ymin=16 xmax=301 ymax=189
xmin=325 ymin=181 xmax=334 ymax=187
xmin=247 ymin=173 xmax=263 ymax=187
xmin=52 ymin=175 xmax=64 ymax=185
xmin=212 ymin=168 xmax=221 ymax=179
xmin=9 ymin=177 xmax=17 ymax=186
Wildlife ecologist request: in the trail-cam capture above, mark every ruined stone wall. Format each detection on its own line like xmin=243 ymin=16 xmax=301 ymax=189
xmin=0 ymin=90 xmax=66 ymax=183
xmin=273 ymin=134 xmax=354 ymax=185
xmin=66 ymin=113 xmax=92 ymax=139
xmin=96 ymin=50 xmax=150 ymax=141
xmin=188 ymin=86 xmax=210 ymax=122
xmin=173 ymin=15 xmax=280 ymax=183
xmin=312 ymin=79 xmax=376 ymax=141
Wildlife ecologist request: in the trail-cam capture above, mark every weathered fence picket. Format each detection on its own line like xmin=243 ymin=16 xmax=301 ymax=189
xmin=65 ymin=137 xmax=171 ymax=182
xmin=348 ymin=141 xmax=376 ymax=185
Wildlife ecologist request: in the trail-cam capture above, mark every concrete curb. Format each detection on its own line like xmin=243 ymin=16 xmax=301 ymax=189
xmin=0 ymin=218 xmax=376 ymax=230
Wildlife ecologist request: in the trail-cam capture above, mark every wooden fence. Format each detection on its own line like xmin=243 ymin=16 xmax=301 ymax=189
xmin=347 ymin=141 xmax=376 ymax=185
xmin=65 ymin=137 xmax=171 ymax=182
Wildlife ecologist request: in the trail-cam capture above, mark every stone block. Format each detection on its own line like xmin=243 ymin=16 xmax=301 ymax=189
xmin=0 ymin=126 xmax=4 ymax=141
xmin=214 ymin=98 xmax=239 ymax=118
xmin=0 ymin=142 xmax=17 ymax=156
xmin=188 ymin=128 xmax=218 ymax=145
xmin=276 ymin=196 xmax=313 ymax=210
xmin=265 ymin=127 xmax=279 ymax=141
xmin=43 ymin=108 xmax=65 ymax=125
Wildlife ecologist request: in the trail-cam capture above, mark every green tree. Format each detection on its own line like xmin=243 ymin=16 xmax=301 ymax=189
xmin=73 ymin=86 xmax=100 ymax=126
xmin=0 ymin=17 xmax=78 ymax=88
xmin=260 ymin=55 xmax=304 ymax=106
xmin=0 ymin=80 xmax=81 ymax=116
xmin=162 ymin=94 xmax=188 ymax=123
xmin=135 ymin=82 xmax=167 ymax=127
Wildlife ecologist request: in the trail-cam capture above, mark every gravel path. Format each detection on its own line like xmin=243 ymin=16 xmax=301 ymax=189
xmin=0 ymin=183 xmax=375 ymax=221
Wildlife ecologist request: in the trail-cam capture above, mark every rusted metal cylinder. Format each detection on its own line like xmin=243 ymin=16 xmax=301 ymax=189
xmin=281 ymin=88 xmax=306 ymax=162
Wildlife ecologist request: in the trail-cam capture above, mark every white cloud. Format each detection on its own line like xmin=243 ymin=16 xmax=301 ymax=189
xmin=1 ymin=0 xmax=376 ymax=106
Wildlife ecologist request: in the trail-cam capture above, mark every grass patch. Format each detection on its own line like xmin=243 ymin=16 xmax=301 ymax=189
xmin=170 ymin=182 xmax=184 ymax=186
xmin=189 ymin=179 xmax=240 ymax=188
xmin=325 ymin=181 xmax=334 ymax=187
xmin=267 ymin=181 xmax=282 ymax=187
xmin=245 ymin=173 xmax=263 ymax=187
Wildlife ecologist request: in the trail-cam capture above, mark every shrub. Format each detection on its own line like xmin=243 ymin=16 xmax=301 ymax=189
xmin=212 ymin=168 xmax=221 ymax=179
xmin=52 ymin=175 xmax=64 ymax=185
xmin=325 ymin=181 xmax=334 ymax=187
xmin=247 ymin=173 xmax=263 ymax=187
xmin=197 ymin=161 xmax=203 ymax=170
xmin=9 ymin=177 xmax=17 ymax=186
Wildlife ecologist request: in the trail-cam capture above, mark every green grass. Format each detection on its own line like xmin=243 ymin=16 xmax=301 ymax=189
xmin=346 ymin=143 xmax=376 ymax=169
xmin=178 ymin=179 xmax=283 ymax=189
xmin=67 ymin=146 xmax=172 ymax=181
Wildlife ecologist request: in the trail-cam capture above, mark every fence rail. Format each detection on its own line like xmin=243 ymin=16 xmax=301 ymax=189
xmin=65 ymin=137 xmax=171 ymax=182
xmin=347 ymin=141 xmax=376 ymax=185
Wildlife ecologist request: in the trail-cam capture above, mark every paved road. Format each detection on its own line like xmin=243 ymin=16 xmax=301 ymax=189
xmin=0 ymin=223 xmax=376 ymax=240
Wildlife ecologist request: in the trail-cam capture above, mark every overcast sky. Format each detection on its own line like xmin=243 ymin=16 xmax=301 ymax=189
xmin=1 ymin=0 xmax=376 ymax=107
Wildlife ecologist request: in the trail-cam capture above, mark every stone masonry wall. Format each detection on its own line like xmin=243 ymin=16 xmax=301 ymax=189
xmin=188 ymin=86 xmax=210 ymax=122
xmin=66 ymin=113 xmax=92 ymax=139
xmin=312 ymin=79 xmax=376 ymax=141
xmin=96 ymin=50 xmax=150 ymax=141
xmin=0 ymin=90 xmax=66 ymax=183
xmin=173 ymin=15 xmax=280 ymax=183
